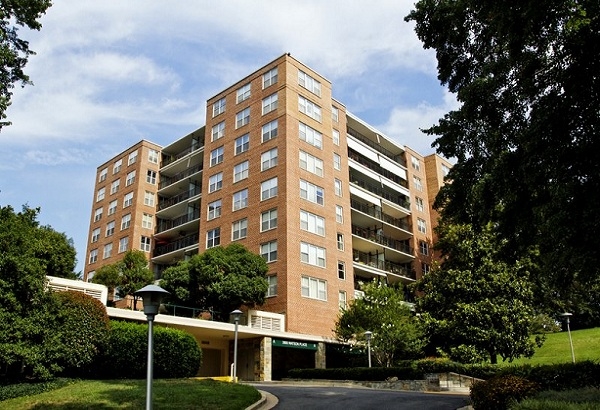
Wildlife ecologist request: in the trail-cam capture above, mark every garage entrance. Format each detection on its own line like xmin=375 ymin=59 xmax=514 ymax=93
xmin=271 ymin=338 xmax=318 ymax=380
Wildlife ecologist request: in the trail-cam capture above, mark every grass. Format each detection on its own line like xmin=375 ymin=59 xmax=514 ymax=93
xmin=0 ymin=378 xmax=261 ymax=410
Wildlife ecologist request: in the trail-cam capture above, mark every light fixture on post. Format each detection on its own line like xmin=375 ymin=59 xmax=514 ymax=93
xmin=231 ymin=309 xmax=243 ymax=382
xmin=560 ymin=312 xmax=575 ymax=363
xmin=364 ymin=331 xmax=373 ymax=368
xmin=135 ymin=284 xmax=170 ymax=410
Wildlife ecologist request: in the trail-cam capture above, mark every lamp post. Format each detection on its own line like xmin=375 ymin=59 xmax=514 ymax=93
xmin=135 ymin=284 xmax=170 ymax=410
xmin=231 ymin=309 xmax=243 ymax=382
xmin=364 ymin=331 xmax=372 ymax=368
xmin=560 ymin=312 xmax=575 ymax=363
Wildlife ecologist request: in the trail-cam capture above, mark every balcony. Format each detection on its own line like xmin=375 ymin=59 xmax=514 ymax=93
xmin=351 ymin=199 xmax=410 ymax=231
xmin=352 ymin=225 xmax=413 ymax=255
xmin=153 ymin=232 xmax=199 ymax=257
xmin=347 ymin=126 xmax=406 ymax=167
xmin=349 ymin=172 xmax=410 ymax=211
xmin=159 ymin=163 xmax=203 ymax=190
xmin=352 ymin=249 xmax=415 ymax=280
xmin=348 ymin=149 xmax=407 ymax=189
xmin=158 ymin=186 xmax=201 ymax=211
xmin=156 ymin=209 xmax=200 ymax=234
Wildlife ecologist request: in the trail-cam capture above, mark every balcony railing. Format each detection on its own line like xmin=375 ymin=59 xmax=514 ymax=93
xmin=159 ymin=163 xmax=203 ymax=189
xmin=156 ymin=209 xmax=200 ymax=234
xmin=351 ymin=199 xmax=411 ymax=231
xmin=161 ymin=142 xmax=202 ymax=167
xmin=352 ymin=225 xmax=413 ymax=255
xmin=158 ymin=186 xmax=201 ymax=211
xmin=153 ymin=232 xmax=199 ymax=257
xmin=347 ymin=126 xmax=406 ymax=167
xmin=353 ymin=249 xmax=416 ymax=279
xmin=350 ymin=173 xmax=411 ymax=210
xmin=348 ymin=149 xmax=407 ymax=188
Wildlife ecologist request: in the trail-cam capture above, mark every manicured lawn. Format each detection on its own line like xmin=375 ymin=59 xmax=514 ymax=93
xmin=0 ymin=378 xmax=261 ymax=410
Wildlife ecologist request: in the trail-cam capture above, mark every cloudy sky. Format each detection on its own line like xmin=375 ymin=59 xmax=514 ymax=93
xmin=0 ymin=1 xmax=456 ymax=273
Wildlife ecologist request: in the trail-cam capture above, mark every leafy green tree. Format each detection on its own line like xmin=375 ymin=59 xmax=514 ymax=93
xmin=406 ymin=0 xmax=600 ymax=326
xmin=415 ymin=222 xmax=541 ymax=364
xmin=0 ymin=0 xmax=52 ymax=128
xmin=160 ymin=243 xmax=269 ymax=321
xmin=335 ymin=281 xmax=425 ymax=367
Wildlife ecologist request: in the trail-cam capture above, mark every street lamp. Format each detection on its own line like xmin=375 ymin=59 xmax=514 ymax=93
xmin=364 ymin=331 xmax=373 ymax=368
xmin=560 ymin=312 xmax=575 ymax=363
xmin=231 ymin=309 xmax=243 ymax=382
xmin=135 ymin=284 xmax=170 ymax=410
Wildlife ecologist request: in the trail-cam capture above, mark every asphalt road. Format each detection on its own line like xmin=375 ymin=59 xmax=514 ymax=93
xmin=253 ymin=384 xmax=470 ymax=410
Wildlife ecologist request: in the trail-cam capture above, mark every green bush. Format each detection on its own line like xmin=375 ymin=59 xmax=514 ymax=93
xmin=513 ymin=387 xmax=600 ymax=410
xmin=287 ymin=366 xmax=424 ymax=381
xmin=498 ymin=361 xmax=600 ymax=391
xmin=411 ymin=357 xmax=498 ymax=380
xmin=470 ymin=375 xmax=539 ymax=410
xmin=0 ymin=378 xmax=72 ymax=401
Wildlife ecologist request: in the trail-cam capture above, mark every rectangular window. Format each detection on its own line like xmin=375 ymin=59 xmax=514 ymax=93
xmin=110 ymin=180 xmax=120 ymax=195
xmin=261 ymin=177 xmax=278 ymax=200
xmin=413 ymin=176 xmax=423 ymax=192
xmin=300 ymin=179 xmax=324 ymax=205
xmin=337 ymin=233 xmax=344 ymax=251
xmin=99 ymin=168 xmax=108 ymax=182
xmin=209 ymin=173 xmax=223 ymax=193
xmin=332 ymin=106 xmax=339 ymax=122
xmin=338 ymin=261 xmax=346 ymax=280
xmin=206 ymin=228 xmax=221 ymax=248
xmin=91 ymin=228 xmax=100 ymax=243
xmin=233 ymin=161 xmax=249 ymax=183
xmin=422 ymin=262 xmax=430 ymax=275
xmin=126 ymin=170 xmax=136 ymax=186
xmin=236 ymin=107 xmax=250 ymax=128
xmin=128 ymin=150 xmax=138 ymax=165
xmin=103 ymin=243 xmax=113 ymax=259
xmin=144 ymin=191 xmax=155 ymax=206
xmin=300 ymin=210 xmax=325 ymax=236
xmin=208 ymin=199 xmax=222 ymax=220
xmin=119 ymin=237 xmax=129 ymax=253
xmin=333 ymin=153 xmax=341 ymax=170
xmin=411 ymin=155 xmax=420 ymax=171
xmin=263 ymin=67 xmax=278 ymax=88
xmin=89 ymin=249 xmax=98 ymax=264
xmin=232 ymin=218 xmax=248 ymax=241
xmin=300 ymin=242 xmax=326 ymax=267
xmin=417 ymin=218 xmax=427 ymax=234
xmin=120 ymin=214 xmax=131 ymax=230
xmin=262 ymin=120 xmax=278 ymax=142
xmin=141 ymin=236 xmax=151 ymax=252
xmin=94 ymin=207 xmax=103 ymax=222
xmin=146 ymin=170 xmax=157 ymax=184
xmin=142 ymin=213 xmax=153 ymax=229
xmin=106 ymin=221 xmax=115 ymax=237
xmin=262 ymin=93 xmax=278 ymax=115
xmin=261 ymin=241 xmax=277 ymax=263
xmin=299 ymin=122 xmax=322 ymax=149
xmin=299 ymin=151 xmax=324 ymax=176
xmin=213 ymin=97 xmax=226 ymax=117
xmin=148 ymin=149 xmax=159 ymax=164
xmin=233 ymin=189 xmax=249 ymax=211
xmin=266 ymin=275 xmax=277 ymax=297
xmin=123 ymin=192 xmax=134 ymax=208
xmin=235 ymin=134 xmax=250 ymax=155
xmin=332 ymin=129 xmax=340 ymax=146
xmin=339 ymin=290 xmax=347 ymax=310
xmin=298 ymin=70 xmax=321 ymax=96
xmin=419 ymin=240 xmax=429 ymax=255
xmin=261 ymin=148 xmax=278 ymax=171
xmin=108 ymin=200 xmax=117 ymax=215
xmin=261 ymin=209 xmax=277 ymax=231
xmin=301 ymin=276 xmax=327 ymax=301
xmin=113 ymin=159 xmax=122 ymax=174
xmin=210 ymin=146 xmax=224 ymax=166
xmin=335 ymin=205 xmax=343 ymax=223
xmin=96 ymin=187 xmax=105 ymax=202
xmin=415 ymin=197 xmax=424 ymax=212
xmin=334 ymin=179 xmax=342 ymax=197
xmin=236 ymin=83 xmax=251 ymax=103
xmin=298 ymin=95 xmax=322 ymax=122
xmin=212 ymin=121 xmax=225 ymax=141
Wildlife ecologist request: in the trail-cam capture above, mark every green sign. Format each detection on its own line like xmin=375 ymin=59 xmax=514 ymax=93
xmin=272 ymin=338 xmax=318 ymax=351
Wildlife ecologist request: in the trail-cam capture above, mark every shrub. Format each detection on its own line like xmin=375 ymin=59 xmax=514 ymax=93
xmin=0 ymin=378 xmax=72 ymax=401
xmin=497 ymin=361 xmax=600 ymax=391
xmin=287 ymin=366 xmax=424 ymax=381
xmin=470 ymin=374 xmax=539 ymax=410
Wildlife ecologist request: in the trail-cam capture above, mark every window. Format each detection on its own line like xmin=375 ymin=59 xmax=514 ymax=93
xmin=212 ymin=121 xmax=225 ymax=141
xmin=261 ymin=209 xmax=277 ymax=231
xmin=411 ymin=155 xmax=420 ymax=171
xmin=123 ymin=192 xmax=134 ymax=207
xmin=120 ymin=214 xmax=131 ymax=230
xmin=91 ymin=228 xmax=100 ymax=243
xmin=332 ymin=129 xmax=340 ymax=146
xmin=206 ymin=228 xmax=221 ymax=248
xmin=419 ymin=240 xmax=429 ymax=255
xmin=208 ymin=173 xmax=223 ymax=193
xmin=142 ymin=213 xmax=153 ymax=229
xmin=298 ymin=70 xmax=321 ymax=96
xmin=300 ymin=179 xmax=324 ymax=205
xmin=298 ymin=96 xmax=322 ymax=122
xmin=417 ymin=218 xmax=427 ymax=234
xmin=235 ymin=134 xmax=249 ymax=155
xmin=103 ymin=243 xmax=113 ymax=259
xmin=233 ymin=161 xmax=249 ymax=183
xmin=339 ymin=290 xmax=347 ymax=310
xmin=266 ymin=275 xmax=277 ymax=297
xmin=301 ymin=276 xmax=327 ymax=301
xmin=126 ymin=170 xmax=136 ymax=186
xmin=99 ymin=168 xmax=108 ymax=182
xmin=338 ymin=261 xmax=346 ymax=280
xmin=207 ymin=199 xmax=222 ymax=220
xmin=337 ymin=233 xmax=344 ymax=251
xmin=300 ymin=210 xmax=325 ymax=236
xmin=113 ymin=159 xmax=122 ymax=174
xmin=334 ymin=179 xmax=342 ymax=197
xmin=263 ymin=67 xmax=278 ymax=88
xmin=108 ymin=200 xmax=117 ymax=215
xmin=422 ymin=262 xmax=430 ymax=275
xmin=110 ymin=180 xmax=120 ymax=195
xmin=299 ymin=122 xmax=322 ymax=148
xmin=106 ymin=221 xmax=115 ymax=237
xmin=261 ymin=177 xmax=278 ymax=200
xmin=236 ymin=83 xmax=251 ymax=103
xmin=333 ymin=153 xmax=341 ymax=170
xmin=415 ymin=197 xmax=424 ymax=212
xmin=128 ymin=150 xmax=138 ymax=165
xmin=144 ymin=191 xmax=155 ymax=206
xmin=232 ymin=218 xmax=248 ymax=241
xmin=300 ymin=242 xmax=326 ymax=267
xmin=94 ymin=207 xmax=103 ymax=222
xmin=262 ymin=120 xmax=278 ymax=142
xmin=210 ymin=146 xmax=224 ymax=166
xmin=236 ymin=107 xmax=250 ymax=128
xmin=262 ymin=93 xmax=278 ymax=114
xmin=213 ymin=97 xmax=226 ymax=117
xmin=261 ymin=241 xmax=277 ymax=262
xmin=335 ymin=205 xmax=343 ymax=223
xmin=96 ymin=187 xmax=106 ymax=202
xmin=141 ymin=236 xmax=151 ymax=252
xmin=119 ymin=237 xmax=129 ymax=253
xmin=146 ymin=170 xmax=157 ymax=184
xmin=89 ymin=249 xmax=98 ymax=264
xmin=261 ymin=148 xmax=278 ymax=171
xmin=148 ymin=149 xmax=159 ymax=164
xmin=233 ymin=189 xmax=249 ymax=211
xmin=332 ymin=106 xmax=339 ymax=122
xmin=413 ymin=176 xmax=423 ymax=191
xmin=299 ymin=151 xmax=324 ymax=176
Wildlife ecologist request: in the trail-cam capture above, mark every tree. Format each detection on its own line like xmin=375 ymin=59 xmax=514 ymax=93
xmin=415 ymin=222 xmax=540 ymax=364
xmin=406 ymin=1 xmax=600 ymax=325
xmin=160 ymin=243 xmax=269 ymax=321
xmin=335 ymin=281 xmax=425 ymax=367
xmin=0 ymin=0 xmax=52 ymax=128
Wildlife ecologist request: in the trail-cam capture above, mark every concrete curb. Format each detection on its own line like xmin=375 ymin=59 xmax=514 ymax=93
xmin=245 ymin=390 xmax=278 ymax=410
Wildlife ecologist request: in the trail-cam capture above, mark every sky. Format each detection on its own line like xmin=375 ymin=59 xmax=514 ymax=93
xmin=0 ymin=1 xmax=458 ymax=274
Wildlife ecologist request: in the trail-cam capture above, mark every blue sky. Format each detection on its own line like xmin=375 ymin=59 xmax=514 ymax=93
xmin=0 ymin=1 xmax=457 ymax=273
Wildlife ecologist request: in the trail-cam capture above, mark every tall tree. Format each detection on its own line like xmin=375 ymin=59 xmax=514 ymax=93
xmin=406 ymin=0 xmax=600 ymax=325
xmin=0 ymin=0 xmax=52 ymax=127
xmin=160 ymin=243 xmax=269 ymax=321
